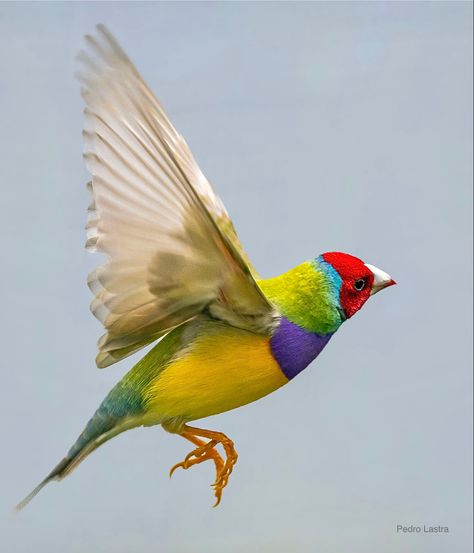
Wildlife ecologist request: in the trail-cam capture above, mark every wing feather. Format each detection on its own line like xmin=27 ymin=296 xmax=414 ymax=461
xmin=79 ymin=25 xmax=272 ymax=368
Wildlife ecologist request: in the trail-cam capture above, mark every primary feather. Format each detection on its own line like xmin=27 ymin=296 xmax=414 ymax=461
xmin=79 ymin=25 xmax=272 ymax=367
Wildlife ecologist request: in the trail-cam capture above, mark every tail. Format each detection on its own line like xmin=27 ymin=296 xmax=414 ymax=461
xmin=15 ymin=456 xmax=77 ymax=512
xmin=15 ymin=400 xmax=140 ymax=511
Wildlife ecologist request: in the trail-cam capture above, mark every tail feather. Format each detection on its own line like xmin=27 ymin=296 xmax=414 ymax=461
xmin=15 ymin=415 xmax=139 ymax=511
xmin=16 ymin=372 xmax=146 ymax=511
xmin=15 ymin=457 xmax=71 ymax=511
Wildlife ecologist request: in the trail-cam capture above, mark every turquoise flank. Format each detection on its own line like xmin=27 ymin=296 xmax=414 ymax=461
xmin=67 ymin=326 xmax=185 ymax=459
xmin=258 ymin=258 xmax=345 ymax=335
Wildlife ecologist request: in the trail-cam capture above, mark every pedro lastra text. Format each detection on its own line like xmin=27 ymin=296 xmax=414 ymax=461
xmin=397 ymin=525 xmax=449 ymax=533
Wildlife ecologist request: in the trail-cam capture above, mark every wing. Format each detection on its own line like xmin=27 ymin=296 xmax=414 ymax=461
xmin=79 ymin=25 xmax=273 ymax=368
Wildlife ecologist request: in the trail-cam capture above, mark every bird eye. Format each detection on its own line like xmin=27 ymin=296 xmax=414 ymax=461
xmin=354 ymin=278 xmax=366 ymax=291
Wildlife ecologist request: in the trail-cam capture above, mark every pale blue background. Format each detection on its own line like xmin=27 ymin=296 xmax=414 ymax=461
xmin=1 ymin=2 xmax=472 ymax=552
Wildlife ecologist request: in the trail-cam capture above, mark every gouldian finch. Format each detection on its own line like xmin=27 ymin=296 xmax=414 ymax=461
xmin=17 ymin=25 xmax=395 ymax=510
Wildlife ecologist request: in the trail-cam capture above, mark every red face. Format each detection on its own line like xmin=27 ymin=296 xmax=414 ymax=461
xmin=322 ymin=252 xmax=375 ymax=319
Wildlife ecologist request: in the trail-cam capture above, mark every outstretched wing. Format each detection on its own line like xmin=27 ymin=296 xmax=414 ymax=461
xmin=79 ymin=25 xmax=273 ymax=368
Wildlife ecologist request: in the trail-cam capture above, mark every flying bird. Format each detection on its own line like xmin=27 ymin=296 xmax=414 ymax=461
xmin=17 ymin=25 xmax=395 ymax=510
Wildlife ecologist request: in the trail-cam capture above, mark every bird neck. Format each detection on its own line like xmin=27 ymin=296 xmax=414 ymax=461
xmin=258 ymin=259 xmax=344 ymax=335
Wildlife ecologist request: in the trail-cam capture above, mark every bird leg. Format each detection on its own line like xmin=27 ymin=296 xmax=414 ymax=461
xmin=169 ymin=425 xmax=238 ymax=506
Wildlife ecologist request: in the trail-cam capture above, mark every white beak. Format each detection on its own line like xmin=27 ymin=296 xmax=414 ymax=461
xmin=364 ymin=263 xmax=396 ymax=296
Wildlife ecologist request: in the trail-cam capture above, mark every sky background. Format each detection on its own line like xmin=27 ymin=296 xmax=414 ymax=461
xmin=0 ymin=2 xmax=472 ymax=552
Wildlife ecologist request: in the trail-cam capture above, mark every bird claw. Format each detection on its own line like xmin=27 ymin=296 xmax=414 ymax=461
xmin=169 ymin=439 xmax=218 ymax=477
xmin=169 ymin=427 xmax=238 ymax=506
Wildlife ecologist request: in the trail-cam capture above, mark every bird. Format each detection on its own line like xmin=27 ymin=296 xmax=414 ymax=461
xmin=16 ymin=25 xmax=395 ymax=510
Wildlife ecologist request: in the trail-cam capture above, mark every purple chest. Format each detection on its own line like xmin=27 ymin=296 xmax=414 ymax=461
xmin=269 ymin=317 xmax=333 ymax=380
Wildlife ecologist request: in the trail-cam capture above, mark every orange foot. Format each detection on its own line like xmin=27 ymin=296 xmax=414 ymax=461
xmin=169 ymin=425 xmax=238 ymax=506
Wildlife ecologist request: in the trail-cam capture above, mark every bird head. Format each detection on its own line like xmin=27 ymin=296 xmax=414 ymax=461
xmin=318 ymin=252 xmax=396 ymax=320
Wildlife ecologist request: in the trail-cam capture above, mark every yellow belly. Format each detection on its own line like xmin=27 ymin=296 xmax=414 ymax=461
xmin=144 ymin=323 xmax=288 ymax=422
